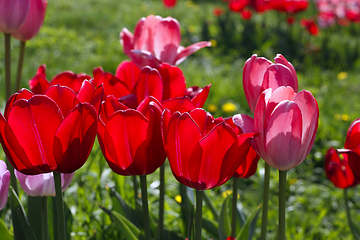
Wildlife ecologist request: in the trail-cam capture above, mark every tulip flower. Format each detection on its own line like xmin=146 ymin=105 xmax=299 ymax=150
xmin=300 ymin=18 xmax=319 ymax=36
xmin=162 ymin=0 xmax=177 ymax=8
xmin=15 ymin=170 xmax=74 ymax=196
xmin=344 ymin=118 xmax=360 ymax=181
xmin=97 ymin=96 xmax=166 ymax=176
xmin=29 ymin=64 xmax=92 ymax=94
xmin=325 ymin=148 xmax=358 ymax=189
xmin=243 ymin=54 xmax=298 ymax=113
xmin=162 ymin=108 xmax=256 ymax=190
xmin=11 ymin=0 xmax=47 ymax=41
xmin=252 ymin=86 xmax=318 ymax=171
xmin=0 ymin=160 xmax=10 ymax=210
xmin=0 ymin=86 xmax=98 ymax=175
xmin=120 ymin=15 xmax=211 ymax=68
xmin=0 ymin=0 xmax=30 ymax=34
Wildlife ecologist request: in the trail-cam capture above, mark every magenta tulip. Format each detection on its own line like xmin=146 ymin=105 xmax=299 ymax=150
xmin=120 ymin=15 xmax=211 ymax=68
xmin=162 ymin=108 xmax=256 ymax=190
xmin=15 ymin=170 xmax=74 ymax=196
xmin=0 ymin=0 xmax=30 ymax=33
xmin=243 ymin=54 xmax=298 ymax=113
xmin=251 ymin=86 xmax=318 ymax=170
xmin=0 ymin=160 xmax=10 ymax=210
xmin=12 ymin=0 xmax=47 ymax=41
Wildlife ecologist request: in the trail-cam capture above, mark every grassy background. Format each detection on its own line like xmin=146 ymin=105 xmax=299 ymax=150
xmin=1 ymin=0 xmax=360 ymax=239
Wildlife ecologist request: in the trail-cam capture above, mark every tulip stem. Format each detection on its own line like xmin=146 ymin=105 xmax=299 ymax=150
xmin=260 ymin=162 xmax=270 ymax=240
xmin=195 ymin=190 xmax=203 ymax=240
xmin=15 ymin=41 xmax=26 ymax=91
xmin=344 ymin=188 xmax=357 ymax=239
xmin=139 ymin=175 xmax=151 ymax=240
xmin=157 ymin=164 xmax=165 ymax=240
xmin=42 ymin=196 xmax=48 ymax=240
xmin=231 ymin=177 xmax=238 ymax=237
xmin=4 ymin=33 xmax=11 ymax=99
xmin=279 ymin=170 xmax=287 ymax=240
xmin=54 ymin=172 xmax=66 ymax=240
xmin=132 ymin=175 xmax=139 ymax=204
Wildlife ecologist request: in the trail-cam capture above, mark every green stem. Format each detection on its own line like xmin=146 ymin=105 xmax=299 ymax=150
xmin=54 ymin=172 xmax=66 ymax=240
xmin=180 ymin=183 xmax=190 ymax=234
xmin=139 ymin=175 xmax=151 ymax=240
xmin=195 ymin=190 xmax=203 ymax=240
xmin=15 ymin=41 xmax=26 ymax=91
xmin=42 ymin=196 xmax=48 ymax=240
xmin=260 ymin=162 xmax=270 ymax=240
xmin=203 ymin=190 xmax=219 ymax=220
xmin=157 ymin=164 xmax=165 ymax=240
xmin=4 ymin=33 xmax=11 ymax=99
xmin=279 ymin=170 xmax=287 ymax=240
xmin=231 ymin=177 xmax=238 ymax=237
xmin=344 ymin=188 xmax=357 ymax=239
xmin=132 ymin=175 xmax=139 ymax=205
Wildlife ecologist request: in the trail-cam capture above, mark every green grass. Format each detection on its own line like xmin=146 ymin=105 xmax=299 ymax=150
xmin=1 ymin=0 xmax=360 ymax=239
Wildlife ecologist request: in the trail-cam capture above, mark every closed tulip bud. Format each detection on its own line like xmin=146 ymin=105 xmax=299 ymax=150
xmin=0 ymin=160 xmax=10 ymax=210
xmin=12 ymin=0 xmax=47 ymax=41
xmin=0 ymin=0 xmax=30 ymax=33
xmin=15 ymin=170 xmax=74 ymax=196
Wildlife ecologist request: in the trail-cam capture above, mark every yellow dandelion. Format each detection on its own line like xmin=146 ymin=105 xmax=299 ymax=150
xmin=341 ymin=114 xmax=350 ymax=121
xmin=222 ymin=190 xmax=232 ymax=198
xmin=288 ymin=178 xmax=298 ymax=185
xmin=222 ymin=102 xmax=237 ymax=113
xmin=175 ymin=195 xmax=182 ymax=203
xmin=207 ymin=104 xmax=217 ymax=112
xmin=337 ymin=71 xmax=348 ymax=81
xmin=209 ymin=39 xmax=217 ymax=47
xmin=187 ymin=25 xmax=195 ymax=33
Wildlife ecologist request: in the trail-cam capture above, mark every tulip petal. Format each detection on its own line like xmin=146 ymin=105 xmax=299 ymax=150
xmin=274 ymin=54 xmax=298 ymax=91
xmin=115 ymin=60 xmax=141 ymax=91
xmin=51 ymin=71 xmax=90 ymax=93
xmin=233 ymin=114 xmax=255 ymax=133
xmin=175 ymin=41 xmax=212 ymax=65
xmin=345 ymin=119 xmax=360 ymax=150
xmin=134 ymin=67 xmax=163 ymax=104
xmin=263 ymin=64 xmax=297 ymax=94
xmin=265 ymin=100 xmax=303 ymax=170
xmin=157 ymin=63 xmax=186 ymax=100
xmin=133 ymin=15 xmax=162 ymax=52
xmin=29 ymin=73 xmax=50 ymax=94
xmin=0 ymin=0 xmax=30 ymax=33
xmin=53 ymin=103 xmax=97 ymax=173
xmin=4 ymin=89 xmax=34 ymax=119
xmin=162 ymin=97 xmax=197 ymax=114
xmin=45 ymin=85 xmax=79 ymax=117
xmin=186 ymin=84 xmax=211 ymax=108
xmin=120 ymin=28 xmax=134 ymax=57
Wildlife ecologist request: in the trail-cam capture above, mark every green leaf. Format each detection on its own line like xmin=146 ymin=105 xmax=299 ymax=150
xmin=0 ymin=219 xmax=13 ymax=240
xmin=236 ymin=205 xmax=261 ymax=240
xmin=218 ymin=196 xmax=231 ymax=240
xmin=100 ymin=206 xmax=140 ymax=240
xmin=187 ymin=205 xmax=194 ymax=240
xmin=349 ymin=221 xmax=360 ymax=240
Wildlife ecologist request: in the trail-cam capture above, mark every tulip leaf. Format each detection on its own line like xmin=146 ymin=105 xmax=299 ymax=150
xmin=202 ymin=217 xmax=219 ymax=239
xmin=236 ymin=205 xmax=261 ymax=240
xmin=99 ymin=205 xmax=140 ymax=240
xmin=48 ymin=196 xmax=73 ymax=240
xmin=218 ymin=196 xmax=231 ymax=240
xmin=349 ymin=221 xmax=360 ymax=240
xmin=187 ymin=205 xmax=195 ymax=240
xmin=0 ymin=219 xmax=13 ymax=240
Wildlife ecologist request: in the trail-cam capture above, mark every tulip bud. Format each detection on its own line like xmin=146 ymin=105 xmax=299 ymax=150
xmin=0 ymin=0 xmax=30 ymax=33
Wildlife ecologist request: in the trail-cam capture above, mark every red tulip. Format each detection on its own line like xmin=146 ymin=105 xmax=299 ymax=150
xmin=0 ymin=86 xmax=98 ymax=174
xmin=243 ymin=54 xmax=298 ymax=113
xmin=213 ymin=7 xmax=225 ymax=17
xmin=162 ymin=108 xmax=256 ymax=190
xmin=97 ymin=96 xmax=166 ymax=176
xmin=325 ymin=148 xmax=358 ymax=189
xmin=344 ymin=119 xmax=360 ymax=180
xmin=229 ymin=0 xmax=250 ymax=12
xmin=29 ymin=64 xmax=92 ymax=94
xmin=162 ymin=0 xmax=177 ymax=8
xmin=120 ymin=15 xmax=211 ymax=68
xmin=252 ymin=86 xmax=318 ymax=170
xmin=12 ymin=0 xmax=47 ymax=41
xmin=240 ymin=9 xmax=252 ymax=19
xmin=300 ymin=18 xmax=319 ymax=36
xmin=0 ymin=0 xmax=30 ymax=33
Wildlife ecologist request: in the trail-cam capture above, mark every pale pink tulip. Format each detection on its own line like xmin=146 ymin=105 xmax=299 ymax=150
xmin=15 ymin=170 xmax=74 ymax=196
xmin=243 ymin=54 xmax=298 ymax=113
xmin=0 ymin=160 xmax=10 ymax=210
xmin=251 ymin=86 xmax=318 ymax=170
xmin=12 ymin=0 xmax=47 ymax=41
xmin=0 ymin=0 xmax=30 ymax=33
xmin=120 ymin=15 xmax=211 ymax=68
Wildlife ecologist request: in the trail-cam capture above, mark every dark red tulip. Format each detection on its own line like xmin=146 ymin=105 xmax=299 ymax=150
xmin=229 ymin=0 xmax=250 ymax=12
xmin=97 ymin=96 xmax=166 ymax=176
xmin=240 ymin=9 xmax=252 ymax=20
xmin=162 ymin=108 xmax=256 ymax=190
xmin=300 ymin=18 xmax=319 ymax=36
xmin=344 ymin=119 xmax=360 ymax=180
xmin=325 ymin=148 xmax=358 ymax=188
xmin=29 ymin=64 xmax=91 ymax=94
xmin=0 ymin=86 xmax=98 ymax=175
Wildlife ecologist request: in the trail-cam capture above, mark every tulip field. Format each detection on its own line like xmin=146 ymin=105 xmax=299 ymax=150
xmin=1 ymin=0 xmax=360 ymax=240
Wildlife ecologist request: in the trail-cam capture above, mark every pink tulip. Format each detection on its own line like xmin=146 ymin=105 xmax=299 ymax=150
xmin=0 ymin=160 xmax=10 ymax=210
xmin=0 ymin=0 xmax=30 ymax=33
xmin=15 ymin=170 xmax=74 ymax=196
xmin=12 ymin=0 xmax=47 ymax=41
xmin=251 ymin=86 xmax=318 ymax=170
xmin=120 ymin=15 xmax=211 ymax=68
xmin=243 ymin=54 xmax=298 ymax=113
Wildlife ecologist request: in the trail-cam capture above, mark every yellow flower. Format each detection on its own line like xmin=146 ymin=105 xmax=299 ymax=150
xmin=222 ymin=190 xmax=232 ymax=198
xmin=187 ymin=25 xmax=195 ymax=33
xmin=175 ymin=195 xmax=182 ymax=203
xmin=209 ymin=39 xmax=217 ymax=47
xmin=288 ymin=178 xmax=298 ymax=185
xmin=222 ymin=102 xmax=237 ymax=113
xmin=207 ymin=104 xmax=217 ymax=112
xmin=337 ymin=71 xmax=348 ymax=81
xmin=341 ymin=114 xmax=350 ymax=121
